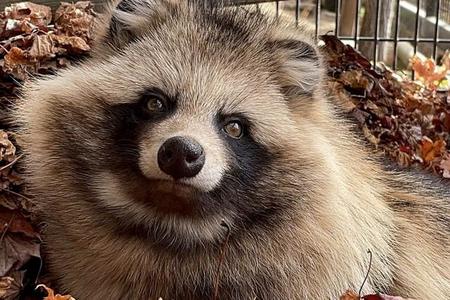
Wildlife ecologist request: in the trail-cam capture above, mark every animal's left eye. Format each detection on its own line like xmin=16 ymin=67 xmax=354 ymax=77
xmin=223 ymin=120 xmax=244 ymax=139
xmin=145 ymin=96 xmax=166 ymax=113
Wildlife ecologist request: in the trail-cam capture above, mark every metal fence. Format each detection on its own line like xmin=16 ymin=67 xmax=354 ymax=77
xmin=238 ymin=0 xmax=450 ymax=70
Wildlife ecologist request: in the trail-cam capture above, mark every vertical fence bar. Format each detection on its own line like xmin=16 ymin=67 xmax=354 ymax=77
xmin=354 ymin=0 xmax=360 ymax=48
xmin=373 ymin=0 xmax=380 ymax=67
xmin=335 ymin=0 xmax=340 ymax=36
xmin=315 ymin=0 xmax=320 ymax=40
xmin=276 ymin=0 xmax=279 ymax=18
xmin=413 ymin=0 xmax=420 ymax=55
xmin=433 ymin=0 xmax=440 ymax=61
xmin=393 ymin=0 xmax=401 ymax=70
xmin=413 ymin=0 xmax=421 ymax=79
xmin=295 ymin=0 xmax=300 ymax=27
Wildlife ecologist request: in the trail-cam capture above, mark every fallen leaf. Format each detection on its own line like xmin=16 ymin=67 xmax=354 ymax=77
xmin=51 ymin=34 xmax=90 ymax=54
xmin=410 ymin=55 xmax=449 ymax=90
xmin=339 ymin=290 xmax=359 ymax=300
xmin=54 ymin=1 xmax=95 ymax=40
xmin=0 ymin=207 xmax=39 ymax=239
xmin=0 ymin=233 xmax=40 ymax=276
xmin=0 ymin=131 xmax=16 ymax=163
xmin=38 ymin=284 xmax=76 ymax=300
xmin=0 ymin=271 xmax=23 ymax=300
xmin=28 ymin=34 xmax=57 ymax=59
xmin=419 ymin=136 xmax=446 ymax=164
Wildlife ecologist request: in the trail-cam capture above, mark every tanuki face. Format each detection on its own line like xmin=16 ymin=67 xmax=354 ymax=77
xmin=18 ymin=0 xmax=323 ymax=249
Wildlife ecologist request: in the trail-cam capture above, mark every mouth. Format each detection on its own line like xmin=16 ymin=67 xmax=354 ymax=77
xmin=137 ymin=179 xmax=203 ymax=216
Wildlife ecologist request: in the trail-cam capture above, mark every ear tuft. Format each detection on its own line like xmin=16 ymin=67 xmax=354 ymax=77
xmin=270 ymin=38 xmax=322 ymax=96
xmin=95 ymin=0 xmax=176 ymax=52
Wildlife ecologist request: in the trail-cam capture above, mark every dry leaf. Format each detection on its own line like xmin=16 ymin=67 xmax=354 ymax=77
xmin=0 ymin=131 xmax=16 ymax=163
xmin=38 ymin=284 xmax=76 ymax=300
xmin=3 ymin=47 xmax=36 ymax=80
xmin=54 ymin=1 xmax=95 ymax=40
xmin=419 ymin=136 xmax=446 ymax=164
xmin=410 ymin=55 xmax=449 ymax=89
xmin=0 ymin=271 xmax=23 ymax=300
xmin=51 ymin=34 xmax=90 ymax=54
xmin=0 ymin=233 xmax=40 ymax=276
xmin=340 ymin=290 xmax=359 ymax=300
xmin=1 ymin=2 xmax=52 ymax=38
xmin=0 ymin=207 xmax=39 ymax=239
xmin=28 ymin=34 xmax=57 ymax=59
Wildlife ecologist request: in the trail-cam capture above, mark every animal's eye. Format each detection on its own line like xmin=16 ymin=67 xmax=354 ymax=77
xmin=145 ymin=95 xmax=166 ymax=113
xmin=223 ymin=120 xmax=244 ymax=139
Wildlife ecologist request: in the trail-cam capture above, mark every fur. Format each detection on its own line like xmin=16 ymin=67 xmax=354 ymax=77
xmin=15 ymin=1 xmax=449 ymax=299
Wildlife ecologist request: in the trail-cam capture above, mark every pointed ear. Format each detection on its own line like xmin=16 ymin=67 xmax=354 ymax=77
xmin=269 ymin=38 xmax=322 ymax=96
xmin=94 ymin=0 xmax=176 ymax=51
xmin=106 ymin=0 xmax=142 ymax=48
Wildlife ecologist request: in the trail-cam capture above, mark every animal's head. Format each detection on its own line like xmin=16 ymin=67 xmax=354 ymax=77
xmin=18 ymin=0 xmax=326 ymax=249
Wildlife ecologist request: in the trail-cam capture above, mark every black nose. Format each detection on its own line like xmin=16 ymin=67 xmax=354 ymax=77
xmin=157 ymin=136 xmax=205 ymax=179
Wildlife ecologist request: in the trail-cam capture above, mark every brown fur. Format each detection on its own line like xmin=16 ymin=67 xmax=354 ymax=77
xmin=15 ymin=1 xmax=449 ymax=299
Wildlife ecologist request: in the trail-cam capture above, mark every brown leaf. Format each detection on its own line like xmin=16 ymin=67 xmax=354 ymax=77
xmin=54 ymin=1 xmax=95 ymax=40
xmin=0 ymin=131 xmax=16 ymax=163
xmin=339 ymin=290 xmax=359 ymax=300
xmin=0 ymin=233 xmax=40 ymax=276
xmin=51 ymin=34 xmax=90 ymax=54
xmin=2 ymin=47 xmax=36 ymax=80
xmin=1 ymin=2 xmax=52 ymax=38
xmin=39 ymin=284 xmax=76 ymax=300
xmin=0 ymin=207 xmax=39 ymax=239
xmin=0 ymin=271 xmax=23 ymax=300
xmin=410 ymin=55 xmax=449 ymax=90
xmin=419 ymin=136 xmax=446 ymax=163
xmin=28 ymin=34 xmax=57 ymax=60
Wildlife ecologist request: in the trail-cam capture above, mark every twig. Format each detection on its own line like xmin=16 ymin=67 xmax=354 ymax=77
xmin=0 ymin=154 xmax=24 ymax=171
xmin=212 ymin=220 xmax=231 ymax=300
xmin=1 ymin=188 xmax=32 ymax=201
xmin=0 ymin=213 xmax=15 ymax=244
xmin=358 ymin=249 xmax=373 ymax=298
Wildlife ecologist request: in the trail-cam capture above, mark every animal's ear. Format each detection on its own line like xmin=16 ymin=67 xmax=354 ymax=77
xmin=269 ymin=38 xmax=322 ymax=96
xmin=94 ymin=0 xmax=175 ymax=51
xmin=105 ymin=0 xmax=142 ymax=48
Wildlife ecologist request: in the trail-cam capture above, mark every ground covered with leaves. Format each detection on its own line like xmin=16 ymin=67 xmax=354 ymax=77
xmin=0 ymin=2 xmax=448 ymax=299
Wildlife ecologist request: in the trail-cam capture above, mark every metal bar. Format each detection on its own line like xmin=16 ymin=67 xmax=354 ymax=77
xmin=230 ymin=0 xmax=291 ymax=4
xmin=433 ymin=0 xmax=441 ymax=60
xmin=393 ymin=0 xmax=401 ymax=70
xmin=373 ymin=0 xmax=380 ymax=67
xmin=413 ymin=1 xmax=421 ymax=54
xmin=315 ymin=0 xmax=320 ymax=40
xmin=354 ymin=0 xmax=360 ymax=49
xmin=276 ymin=1 xmax=280 ymax=17
xmin=413 ymin=0 xmax=421 ymax=79
xmin=335 ymin=0 xmax=341 ymax=36
xmin=295 ymin=0 xmax=300 ymax=27
xmin=337 ymin=37 xmax=450 ymax=43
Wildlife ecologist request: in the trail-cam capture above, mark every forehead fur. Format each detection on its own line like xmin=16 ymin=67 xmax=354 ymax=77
xmin=20 ymin=0 xmax=322 ymax=148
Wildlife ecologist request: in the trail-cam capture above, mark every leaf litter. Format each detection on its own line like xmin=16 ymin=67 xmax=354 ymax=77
xmin=0 ymin=1 xmax=95 ymax=298
xmin=321 ymin=35 xmax=450 ymax=178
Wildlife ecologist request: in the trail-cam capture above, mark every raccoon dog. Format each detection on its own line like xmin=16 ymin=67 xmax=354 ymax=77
xmin=16 ymin=0 xmax=449 ymax=299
